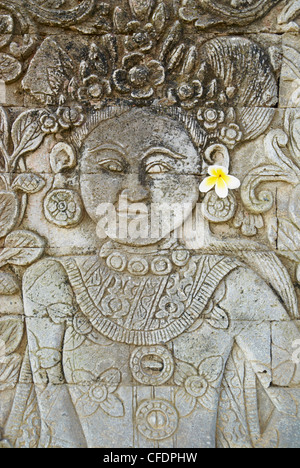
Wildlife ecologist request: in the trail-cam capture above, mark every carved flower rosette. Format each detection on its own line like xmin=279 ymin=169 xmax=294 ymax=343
xmin=174 ymin=356 xmax=224 ymax=417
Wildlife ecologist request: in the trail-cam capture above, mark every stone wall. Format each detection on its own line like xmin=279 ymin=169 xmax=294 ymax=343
xmin=0 ymin=0 xmax=300 ymax=449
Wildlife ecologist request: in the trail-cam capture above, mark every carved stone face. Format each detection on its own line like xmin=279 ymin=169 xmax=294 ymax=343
xmin=79 ymin=108 xmax=201 ymax=246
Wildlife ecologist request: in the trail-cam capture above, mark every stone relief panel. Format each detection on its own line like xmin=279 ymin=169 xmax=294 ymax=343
xmin=0 ymin=0 xmax=300 ymax=449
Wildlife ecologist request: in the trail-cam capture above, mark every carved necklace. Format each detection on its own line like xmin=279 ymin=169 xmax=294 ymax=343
xmin=63 ymin=248 xmax=241 ymax=345
xmin=99 ymin=240 xmax=191 ymax=277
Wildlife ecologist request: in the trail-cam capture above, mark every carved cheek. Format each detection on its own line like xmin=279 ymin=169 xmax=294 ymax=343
xmin=79 ymin=173 xmax=123 ymax=220
xmin=149 ymin=175 xmax=199 ymax=205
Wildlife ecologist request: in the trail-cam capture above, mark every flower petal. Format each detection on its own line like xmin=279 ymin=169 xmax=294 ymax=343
xmin=199 ymin=176 xmax=217 ymax=193
xmin=215 ymin=178 xmax=228 ymax=199
xmin=76 ymin=391 xmax=99 ymax=417
xmin=208 ymin=165 xmax=228 ymax=177
xmin=198 ymin=356 xmax=223 ymax=383
xmin=72 ymin=370 xmax=95 ymax=384
xmin=99 ymin=367 xmax=121 ymax=393
xmin=100 ymin=394 xmax=125 ymax=418
xmin=227 ymin=175 xmax=241 ymax=190
xmin=147 ymin=60 xmax=165 ymax=86
xmin=131 ymin=88 xmax=154 ymax=99
xmin=112 ymin=69 xmax=130 ymax=93
xmin=174 ymin=361 xmax=197 ymax=386
xmin=122 ymin=53 xmax=143 ymax=70
xmin=197 ymin=386 xmax=218 ymax=411
xmin=56 ymin=212 xmax=68 ymax=222
xmin=175 ymin=388 xmax=197 ymax=417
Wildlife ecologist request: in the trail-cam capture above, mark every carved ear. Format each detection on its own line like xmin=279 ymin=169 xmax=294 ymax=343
xmin=50 ymin=142 xmax=77 ymax=174
xmin=204 ymin=144 xmax=230 ymax=170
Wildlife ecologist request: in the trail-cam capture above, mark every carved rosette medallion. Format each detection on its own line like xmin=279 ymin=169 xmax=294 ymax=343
xmin=136 ymin=400 xmax=179 ymax=441
xmin=130 ymin=346 xmax=174 ymax=385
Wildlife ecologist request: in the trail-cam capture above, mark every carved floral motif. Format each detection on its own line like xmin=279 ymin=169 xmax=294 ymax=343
xmin=179 ymin=0 xmax=281 ymax=28
xmin=174 ymin=356 xmax=224 ymax=416
xmin=74 ymin=368 xmax=125 ymax=419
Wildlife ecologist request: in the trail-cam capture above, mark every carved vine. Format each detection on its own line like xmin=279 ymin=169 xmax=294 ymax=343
xmin=238 ymin=46 xmax=300 ymax=280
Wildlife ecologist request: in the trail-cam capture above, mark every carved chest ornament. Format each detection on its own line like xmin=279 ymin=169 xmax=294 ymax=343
xmin=130 ymin=345 xmax=175 ymax=385
xmin=99 ymin=240 xmax=191 ymax=276
xmin=63 ymin=253 xmax=240 ymax=345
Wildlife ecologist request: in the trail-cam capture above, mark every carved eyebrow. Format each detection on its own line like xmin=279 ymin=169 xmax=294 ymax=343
xmin=142 ymin=147 xmax=187 ymax=161
xmin=87 ymin=142 xmax=126 ymax=155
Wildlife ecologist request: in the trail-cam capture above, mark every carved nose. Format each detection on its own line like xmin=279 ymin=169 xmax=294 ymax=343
xmin=121 ymin=177 xmax=149 ymax=203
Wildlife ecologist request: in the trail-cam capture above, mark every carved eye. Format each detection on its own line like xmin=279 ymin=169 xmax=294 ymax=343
xmin=146 ymin=162 xmax=172 ymax=174
xmin=98 ymin=159 xmax=124 ymax=173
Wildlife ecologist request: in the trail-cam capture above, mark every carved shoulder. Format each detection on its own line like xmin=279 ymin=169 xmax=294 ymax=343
xmin=221 ymin=266 xmax=289 ymax=322
xmin=23 ymin=258 xmax=75 ymax=317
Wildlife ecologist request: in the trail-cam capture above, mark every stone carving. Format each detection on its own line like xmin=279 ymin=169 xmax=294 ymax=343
xmin=179 ymin=0 xmax=281 ymax=29
xmin=0 ymin=0 xmax=300 ymax=450
xmin=278 ymin=0 xmax=300 ymax=30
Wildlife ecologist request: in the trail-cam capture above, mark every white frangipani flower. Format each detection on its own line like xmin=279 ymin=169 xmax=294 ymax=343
xmin=199 ymin=165 xmax=240 ymax=199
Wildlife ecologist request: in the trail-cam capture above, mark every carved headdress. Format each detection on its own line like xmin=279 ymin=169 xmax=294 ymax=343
xmin=22 ymin=0 xmax=279 ymax=152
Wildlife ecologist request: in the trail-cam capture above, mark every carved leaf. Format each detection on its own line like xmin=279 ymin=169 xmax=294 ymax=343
xmin=113 ymin=7 xmax=129 ymax=33
xmin=99 ymin=368 xmax=121 ymax=393
xmin=11 ymin=110 xmax=47 ymax=163
xmin=198 ymin=386 xmax=218 ymax=411
xmin=152 ymin=2 xmax=167 ymax=34
xmin=0 ymin=106 xmax=9 ymax=154
xmin=181 ymin=46 xmax=197 ymax=75
xmin=0 ymin=354 xmax=22 ymax=390
xmin=0 ymin=271 xmax=19 ymax=295
xmin=36 ymin=348 xmax=61 ymax=369
xmin=100 ymin=394 xmax=125 ymax=418
xmin=47 ymin=67 xmax=68 ymax=95
xmin=198 ymin=356 xmax=223 ymax=383
xmin=174 ymin=361 xmax=197 ymax=386
xmin=175 ymin=388 xmax=196 ymax=417
xmin=167 ymin=43 xmax=185 ymax=71
xmin=276 ymin=218 xmax=300 ymax=259
xmin=0 ymin=230 xmax=45 ymax=267
xmin=47 ymin=303 xmax=74 ymax=324
xmin=290 ymin=112 xmax=300 ymax=163
xmin=266 ymin=387 xmax=298 ymax=417
xmin=0 ymin=317 xmax=23 ymax=355
xmin=206 ymin=307 xmax=229 ymax=330
xmin=0 ymin=191 xmax=19 ymax=239
xmin=273 ymin=361 xmax=296 ymax=387
xmin=0 ymin=54 xmax=22 ymax=83
xmin=265 ymin=128 xmax=300 ymax=177
xmin=278 ymin=1 xmax=300 ymax=24
xmin=22 ymin=38 xmax=74 ymax=105
xmin=129 ymin=0 xmax=154 ymax=20
xmin=297 ymin=264 xmax=300 ymax=283
xmin=0 ymin=15 xmax=14 ymax=49
xmin=284 ymin=105 xmax=300 ymax=167
xmin=160 ymin=21 xmax=182 ymax=62
xmin=12 ymin=173 xmax=46 ymax=194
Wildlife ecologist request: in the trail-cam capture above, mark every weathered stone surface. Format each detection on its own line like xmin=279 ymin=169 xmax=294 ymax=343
xmin=0 ymin=0 xmax=300 ymax=450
